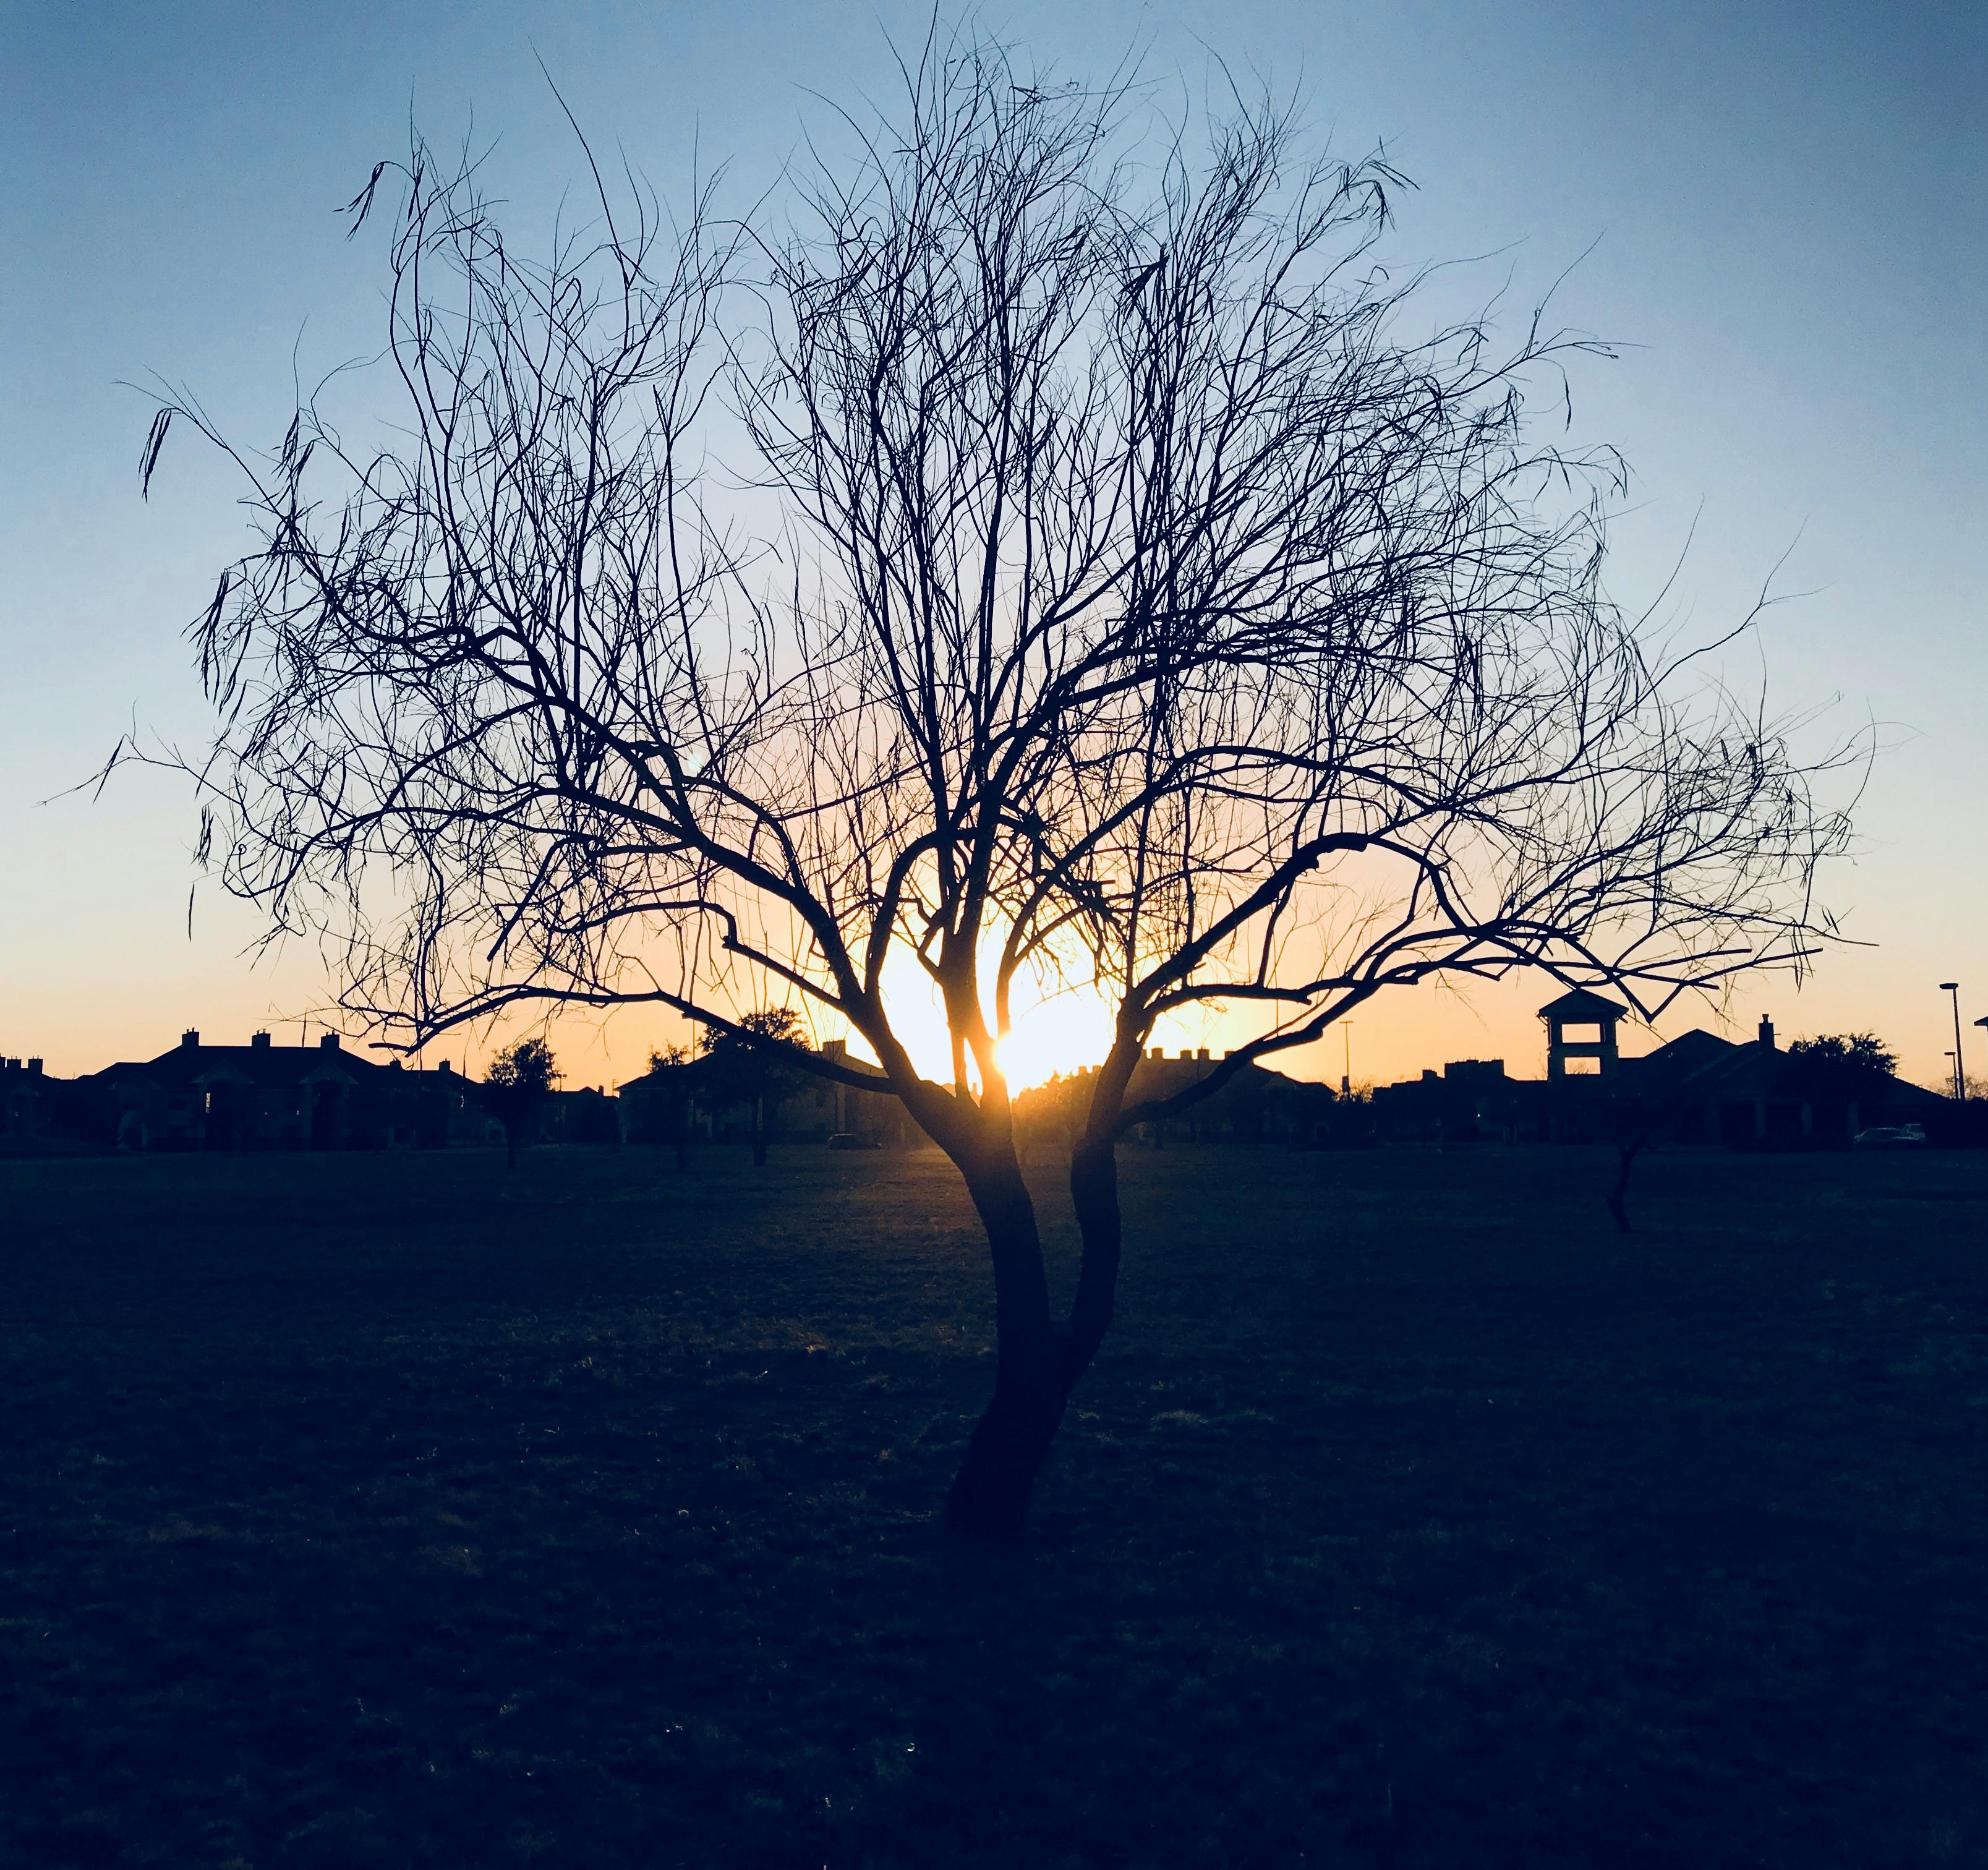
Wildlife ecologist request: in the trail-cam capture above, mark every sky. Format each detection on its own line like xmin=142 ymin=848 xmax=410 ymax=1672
xmin=2 ymin=0 xmax=1983 ymax=1093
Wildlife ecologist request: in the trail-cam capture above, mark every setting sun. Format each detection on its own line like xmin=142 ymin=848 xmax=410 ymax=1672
xmin=866 ymin=938 xmax=1120 ymax=1090
xmin=993 ymin=989 xmax=1119 ymax=1090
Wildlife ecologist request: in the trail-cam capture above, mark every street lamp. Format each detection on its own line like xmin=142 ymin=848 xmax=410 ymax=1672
xmin=1339 ymin=1022 xmax=1354 ymax=1098
xmin=1939 ymin=983 xmax=1965 ymax=1100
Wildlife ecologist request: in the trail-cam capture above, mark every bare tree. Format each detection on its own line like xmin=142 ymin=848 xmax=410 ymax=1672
xmin=138 ymin=35 xmax=1851 ymax=1536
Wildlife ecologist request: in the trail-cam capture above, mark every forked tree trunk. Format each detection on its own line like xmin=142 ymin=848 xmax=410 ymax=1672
xmin=943 ymin=1137 xmax=1124 ymax=1539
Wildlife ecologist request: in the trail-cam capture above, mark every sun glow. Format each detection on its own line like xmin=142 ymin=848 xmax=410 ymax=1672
xmin=863 ymin=936 xmax=1120 ymax=1091
xmin=994 ymin=991 xmax=1119 ymax=1090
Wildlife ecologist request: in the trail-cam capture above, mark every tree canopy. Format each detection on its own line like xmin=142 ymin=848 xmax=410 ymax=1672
xmin=139 ymin=30 xmax=1854 ymax=1532
xmin=1787 ymin=1033 xmax=1898 ymax=1077
xmin=485 ymin=1037 xmax=561 ymax=1098
xmin=483 ymin=1036 xmax=561 ymax=1166
xmin=699 ymin=1009 xmax=809 ymax=1166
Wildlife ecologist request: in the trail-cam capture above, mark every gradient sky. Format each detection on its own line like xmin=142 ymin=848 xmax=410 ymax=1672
xmin=3 ymin=0 xmax=1983 ymax=1091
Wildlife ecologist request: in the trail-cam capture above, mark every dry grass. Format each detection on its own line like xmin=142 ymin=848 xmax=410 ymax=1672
xmin=4 ymin=1142 xmax=1987 ymax=1868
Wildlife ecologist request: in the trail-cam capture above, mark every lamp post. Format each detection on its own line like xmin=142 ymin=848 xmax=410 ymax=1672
xmin=1339 ymin=1022 xmax=1354 ymax=1099
xmin=1939 ymin=983 xmax=1964 ymax=1100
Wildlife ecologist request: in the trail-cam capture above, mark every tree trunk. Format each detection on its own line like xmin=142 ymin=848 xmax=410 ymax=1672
xmin=944 ymin=1150 xmax=1064 ymax=1539
xmin=945 ymin=1342 xmax=1080 ymax=1538
xmin=943 ymin=1137 xmax=1124 ymax=1540
xmin=1606 ymin=1140 xmax=1638 ymax=1234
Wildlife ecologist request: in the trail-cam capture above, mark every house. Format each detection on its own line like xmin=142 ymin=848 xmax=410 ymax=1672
xmin=536 ymin=1085 xmax=623 ymax=1146
xmin=1 ymin=1055 xmax=66 ymax=1149
xmin=1016 ymin=1048 xmax=1341 ymax=1151
xmin=1368 ymin=999 xmax=1952 ymax=1151
xmin=1621 ymin=1016 xmax=1947 ymax=1150
xmin=1372 ymin=1058 xmax=1545 ymax=1144
xmin=804 ymin=1041 xmax=917 ymax=1145
xmin=615 ymin=1036 xmax=916 ymax=1150
xmin=75 ymin=1029 xmax=479 ymax=1151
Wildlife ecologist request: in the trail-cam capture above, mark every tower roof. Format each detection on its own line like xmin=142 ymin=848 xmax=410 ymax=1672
xmin=1537 ymin=988 xmax=1628 ymax=1024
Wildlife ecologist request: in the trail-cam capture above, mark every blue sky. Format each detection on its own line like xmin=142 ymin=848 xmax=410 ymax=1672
xmin=3 ymin=0 xmax=1982 ymax=1087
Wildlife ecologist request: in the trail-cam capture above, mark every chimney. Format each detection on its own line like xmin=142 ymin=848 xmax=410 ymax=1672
xmin=1196 ymin=1048 xmax=1209 ymax=1061
xmin=181 ymin=1030 xmax=200 ymax=1050
xmin=1757 ymin=1016 xmax=1776 ymax=1051
xmin=251 ymin=1030 xmax=271 ymax=1049
xmin=1148 ymin=1046 xmax=1164 ymax=1060
xmin=437 ymin=1059 xmax=453 ymax=1075
xmin=28 ymin=1059 xmax=42 ymax=1076
xmin=319 ymin=1032 xmax=341 ymax=1051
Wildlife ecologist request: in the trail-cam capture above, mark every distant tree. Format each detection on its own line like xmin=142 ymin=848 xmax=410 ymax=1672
xmin=699 ymin=1010 xmax=808 ymax=1168
xmin=484 ymin=1037 xmax=561 ymax=1168
xmin=641 ymin=1043 xmax=699 ymax=1171
xmin=1599 ymin=1088 xmax=1688 ymax=1235
xmin=1788 ymin=1033 xmax=1898 ymax=1077
xmin=140 ymin=32 xmax=1856 ymax=1536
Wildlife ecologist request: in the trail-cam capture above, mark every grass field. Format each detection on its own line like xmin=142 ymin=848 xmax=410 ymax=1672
xmin=4 ymin=1141 xmax=1987 ymax=1869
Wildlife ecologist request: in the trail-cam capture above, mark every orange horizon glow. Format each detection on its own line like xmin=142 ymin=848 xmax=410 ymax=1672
xmin=13 ymin=889 xmax=1975 ymax=1104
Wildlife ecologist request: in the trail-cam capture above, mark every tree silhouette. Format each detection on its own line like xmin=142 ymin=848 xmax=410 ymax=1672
xmin=140 ymin=32 xmax=1853 ymax=1536
xmin=484 ymin=1037 xmax=560 ymax=1169
xmin=698 ymin=1009 xmax=808 ymax=1168
xmin=641 ymin=1043 xmax=698 ymax=1171
xmin=1787 ymin=1033 xmax=1897 ymax=1077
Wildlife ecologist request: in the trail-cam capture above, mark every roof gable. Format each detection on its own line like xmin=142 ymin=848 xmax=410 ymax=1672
xmin=1537 ymin=988 xmax=1628 ymax=1023
xmin=93 ymin=1043 xmax=398 ymax=1089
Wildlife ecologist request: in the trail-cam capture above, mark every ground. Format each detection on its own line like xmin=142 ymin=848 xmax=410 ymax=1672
xmin=4 ymin=1142 xmax=1987 ymax=1869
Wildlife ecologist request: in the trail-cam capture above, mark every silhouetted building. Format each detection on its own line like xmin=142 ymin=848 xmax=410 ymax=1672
xmin=803 ymin=1042 xmax=916 ymax=1145
xmin=1540 ymin=988 xmax=1626 ymax=1080
xmin=535 ymin=1085 xmax=624 ymax=1146
xmin=75 ymin=1029 xmax=479 ymax=1152
xmin=1017 ymin=1049 xmax=1339 ymax=1150
xmin=1368 ymin=991 xmax=1950 ymax=1150
xmin=1 ymin=1056 xmax=62 ymax=1148
xmin=1621 ymin=1022 xmax=1945 ymax=1149
xmin=616 ymin=1036 xmax=915 ymax=1150
xmin=1372 ymin=1058 xmax=1540 ymax=1144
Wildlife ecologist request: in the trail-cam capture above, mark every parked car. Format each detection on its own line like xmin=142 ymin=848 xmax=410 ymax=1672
xmin=1853 ymin=1124 xmax=1927 ymax=1149
xmin=826 ymin=1132 xmax=884 ymax=1151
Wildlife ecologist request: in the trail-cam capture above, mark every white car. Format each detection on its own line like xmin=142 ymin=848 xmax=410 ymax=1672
xmin=1853 ymin=1124 xmax=1927 ymax=1149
